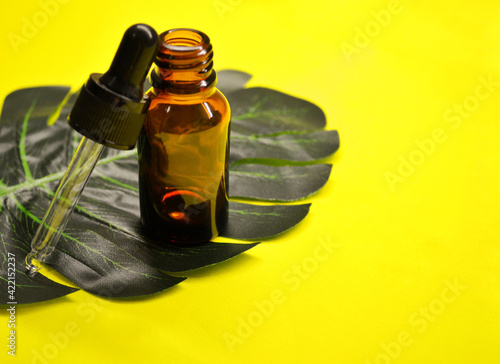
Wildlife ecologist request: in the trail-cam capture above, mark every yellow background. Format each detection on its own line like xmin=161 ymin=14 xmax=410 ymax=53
xmin=1 ymin=0 xmax=499 ymax=363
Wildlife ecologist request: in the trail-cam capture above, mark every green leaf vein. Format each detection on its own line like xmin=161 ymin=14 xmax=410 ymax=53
xmin=19 ymin=101 xmax=37 ymax=183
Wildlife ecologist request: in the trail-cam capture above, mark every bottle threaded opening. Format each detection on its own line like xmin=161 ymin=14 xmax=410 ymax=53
xmin=162 ymin=28 xmax=207 ymax=50
xmin=152 ymin=28 xmax=216 ymax=94
xmin=157 ymin=28 xmax=212 ymax=64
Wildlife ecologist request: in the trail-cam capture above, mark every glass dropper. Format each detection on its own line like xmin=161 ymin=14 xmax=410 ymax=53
xmin=25 ymin=137 xmax=104 ymax=274
xmin=25 ymin=23 xmax=160 ymax=275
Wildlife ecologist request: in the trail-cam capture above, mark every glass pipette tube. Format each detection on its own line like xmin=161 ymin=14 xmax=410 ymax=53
xmin=25 ymin=136 xmax=105 ymax=275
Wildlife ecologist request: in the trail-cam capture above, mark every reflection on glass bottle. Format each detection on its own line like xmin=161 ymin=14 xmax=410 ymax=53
xmin=138 ymin=28 xmax=230 ymax=245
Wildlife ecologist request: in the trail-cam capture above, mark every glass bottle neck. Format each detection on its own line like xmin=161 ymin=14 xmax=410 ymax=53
xmin=150 ymin=28 xmax=217 ymax=97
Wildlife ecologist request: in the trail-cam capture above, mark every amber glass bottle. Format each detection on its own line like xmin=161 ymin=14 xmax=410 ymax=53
xmin=138 ymin=28 xmax=230 ymax=245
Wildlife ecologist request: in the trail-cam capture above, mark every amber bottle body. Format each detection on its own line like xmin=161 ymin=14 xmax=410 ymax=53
xmin=138 ymin=29 xmax=230 ymax=245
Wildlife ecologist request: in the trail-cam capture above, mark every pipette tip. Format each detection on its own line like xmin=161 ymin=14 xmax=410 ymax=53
xmin=25 ymin=253 xmax=41 ymax=276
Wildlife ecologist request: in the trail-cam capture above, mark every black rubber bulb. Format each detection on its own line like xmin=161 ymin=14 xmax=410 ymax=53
xmin=101 ymin=24 xmax=159 ymax=101
xmin=68 ymin=24 xmax=160 ymax=150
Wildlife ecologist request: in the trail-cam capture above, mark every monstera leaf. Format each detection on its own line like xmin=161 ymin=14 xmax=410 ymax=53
xmin=0 ymin=70 xmax=340 ymax=304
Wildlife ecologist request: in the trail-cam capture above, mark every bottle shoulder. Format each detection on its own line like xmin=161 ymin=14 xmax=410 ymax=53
xmin=148 ymin=88 xmax=229 ymax=107
xmin=145 ymin=89 xmax=230 ymax=134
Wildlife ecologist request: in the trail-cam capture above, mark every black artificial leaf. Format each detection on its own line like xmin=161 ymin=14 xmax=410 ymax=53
xmin=227 ymin=87 xmax=327 ymax=136
xmin=229 ymin=163 xmax=333 ymax=201
xmin=223 ymin=202 xmax=311 ymax=240
xmin=0 ymin=87 xmax=257 ymax=301
xmin=0 ymin=86 xmax=73 ymax=185
xmin=216 ymin=70 xmax=252 ymax=95
xmin=0 ymin=197 xmax=79 ymax=305
xmin=135 ymin=241 xmax=260 ymax=273
xmin=0 ymin=87 xmax=79 ymax=304
xmin=0 ymin=69 xmax=339 ymax=303
xmin=229 ymin=130 xmax=340 ymax=165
